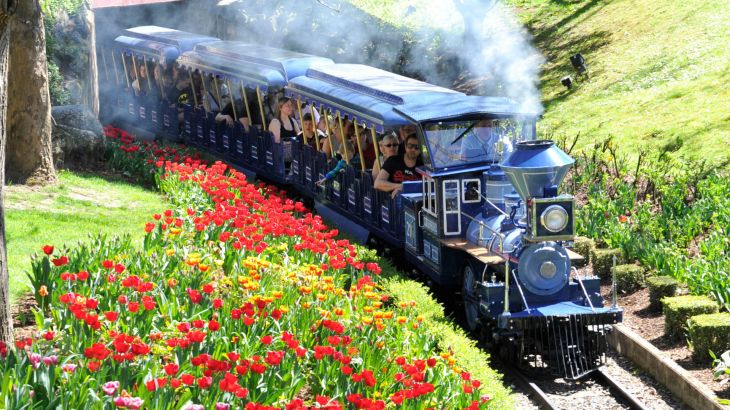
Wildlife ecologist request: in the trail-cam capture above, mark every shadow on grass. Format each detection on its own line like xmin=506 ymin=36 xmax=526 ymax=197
xmin=63 ymin=162 xmax=158 ymax=191
xmin=533 ymin=0 xmax=607 ymax=44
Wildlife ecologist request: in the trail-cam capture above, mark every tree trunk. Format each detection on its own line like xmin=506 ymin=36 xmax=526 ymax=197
xmin=0 ymin=3 xmax=16 ymax=348
xmin=82 ymin=1 xmax=99 ymax=116
xmin=5 ymin=0 xmax=56 ymax=185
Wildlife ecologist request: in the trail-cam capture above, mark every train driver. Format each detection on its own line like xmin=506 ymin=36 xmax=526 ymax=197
xmin=374 ymin=133 xmax=424 ymax=198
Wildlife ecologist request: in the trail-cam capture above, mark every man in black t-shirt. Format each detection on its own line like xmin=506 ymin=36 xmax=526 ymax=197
xmin=374 ymin=133 xmax=423 ymax=198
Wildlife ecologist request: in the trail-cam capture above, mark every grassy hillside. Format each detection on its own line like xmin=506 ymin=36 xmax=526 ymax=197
xmin=350 ymin=0 xmax=729 ymax=162
xmin=509 ymin=0 xmax=730 ymax=162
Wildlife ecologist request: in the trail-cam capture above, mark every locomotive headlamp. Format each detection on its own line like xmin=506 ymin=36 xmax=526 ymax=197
xmin=541 ymin=205 xmax=569 ymax=233
xmin=525 ymin=195 xmax=576 ymax=242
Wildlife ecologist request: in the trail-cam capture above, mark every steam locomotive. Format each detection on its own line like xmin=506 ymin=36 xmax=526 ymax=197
xmin=101 ymin=26 xmax=623 ymax=379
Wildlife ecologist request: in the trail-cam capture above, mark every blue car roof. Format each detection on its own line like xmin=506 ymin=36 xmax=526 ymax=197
xmin=396 ymin=95 xmax=539 ymax=122
xmin=177 ymin=50 xmax=287 ymax=93
xmin=286 ymin=64 xmax=462 ymax=132
xmin=114 ymin=26 xmax=218 ymax=66
xmin=286 ymin=64 xmax=535 ymax=132
xmin=177 ymin=41 xmax=333 ymax=93
xmin=193 ymin=42 xmax=333 ymax=81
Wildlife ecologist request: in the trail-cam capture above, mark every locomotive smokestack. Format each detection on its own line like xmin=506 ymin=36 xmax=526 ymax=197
xmin=500 ymin=140 xmax=574 ymax=200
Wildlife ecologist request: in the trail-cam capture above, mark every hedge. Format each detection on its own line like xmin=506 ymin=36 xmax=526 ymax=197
xmin=687 ymin=312 xmax=730 ymax=361
xmin=662 ymin=295 xmax=718 ymax=340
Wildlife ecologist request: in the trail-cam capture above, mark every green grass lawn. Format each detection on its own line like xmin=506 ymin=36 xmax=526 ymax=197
xmin=4 ymin=169 xmax=168 ymax=303
xmin=508 ymin=0 xmax=730 ymax=163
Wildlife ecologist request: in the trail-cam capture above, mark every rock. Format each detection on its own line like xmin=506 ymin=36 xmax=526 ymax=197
xmin=52 ymin=104 xmax=104 ymax=136
xmin=51 ymin=105 xmax=105 ymax=168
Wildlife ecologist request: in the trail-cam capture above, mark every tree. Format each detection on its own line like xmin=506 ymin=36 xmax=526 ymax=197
xmin=5 ymin=0 xmax=55 ymax=185
xmin=0 ymin=0 xmax=17 ymax=348
xmin=81 ymin=1 xmax=99 ymax=116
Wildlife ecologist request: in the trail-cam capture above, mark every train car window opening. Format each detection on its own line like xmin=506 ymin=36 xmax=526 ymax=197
xmin=462 ymin=179 xmax=481 ymax=203
xmin=442 ymin=179 xmax=461 ymax=235
xmin=422 ymin=176 xmax=437 ymax=217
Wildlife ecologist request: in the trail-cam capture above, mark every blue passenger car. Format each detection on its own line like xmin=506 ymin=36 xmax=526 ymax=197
xmin=109 ymin=26 xmax=218 ymax=139
xmin=176 ymin=41 xmax=333 ymax=183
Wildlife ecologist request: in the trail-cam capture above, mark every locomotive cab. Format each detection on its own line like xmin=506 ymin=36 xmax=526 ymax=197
xmin=400 ymin=115 xmax=535 ymax=285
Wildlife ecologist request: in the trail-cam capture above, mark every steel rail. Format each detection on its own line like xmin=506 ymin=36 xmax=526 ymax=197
xmin=591 ymin=368 xmax=651 ymax=410
xmin=504 ymin=364 xmax=558 ymax=410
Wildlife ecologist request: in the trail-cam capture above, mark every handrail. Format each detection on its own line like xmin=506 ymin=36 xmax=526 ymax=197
xmin=511 ymin=269 xmax=530 ymax=312
xmin=471 ymin=187 xmax=509 ymax=217
xmin=459 ymin=211 xmax=501 ymax=241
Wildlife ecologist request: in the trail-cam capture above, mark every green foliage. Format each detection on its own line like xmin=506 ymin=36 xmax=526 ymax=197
xmin=590 ymin=248 xmax=623 ymax=279
xmin=47 ymin=60 xmax=70 ymax=105
xmin=611 ymin=263 xmax=645 ymax=294
xmin=662 ymin=295 xmax=718 ymax=340
xmin=566 ymin=136 xmax=730 ymax=311
xmin=41 ymin=0 xmax=85 ymax=16
xmin=687 ymin=313 xmax=730 ymax=361
xmin=571 ymin=236 xmax=594 ymax=268
xmin=42 ymin=0 xmax=89 ymax=105
xmin=383 ymin=278 xmax=513 ymax=408
xmin=646 ymin=275 xmax=678 ymax=312
xmin=711 ymin=350 xmax=730 ymax=385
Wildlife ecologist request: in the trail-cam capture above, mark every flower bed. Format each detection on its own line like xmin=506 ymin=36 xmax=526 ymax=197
xmin=2 ymin=127 xmax=494 ymax=409
xmin=565 ymin=137 xmax=730 ymax=311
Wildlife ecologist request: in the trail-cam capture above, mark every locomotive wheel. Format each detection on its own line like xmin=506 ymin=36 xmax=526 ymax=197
xmin=462 ymin=264 xmax=480 ymax=332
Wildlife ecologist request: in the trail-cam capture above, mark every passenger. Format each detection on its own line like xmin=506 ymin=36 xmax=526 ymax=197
xmin=164 ymin=75 xmax=192 ymax=106
xmin=320 ymin=117 xmax=350 ymax=158
xmin=268 ymin=97 xmax=300 ymax=144
xmin=374 ymin=133 xmax=423 ymax=198
xmin=349 ymin=123 xmax=375 ymax=170
xmin=371 ymin=132 xmax=399 ymax=179
xmin=336 ymin=139 xmax=355 ymax=163
xmin=216 ymin=92 xmax=251 ymax=132
xmin=397 ymin=124 xmax=417 ymax=155
xmin=201 ymin=75 xmax=222 ymax=112
xmin=131 ymin=64 xmax=149 ymax=96
xmin=297 ymin=113 xmax=327 ymax=150
xmin=294 ymin=103 xmax=321 ymax=128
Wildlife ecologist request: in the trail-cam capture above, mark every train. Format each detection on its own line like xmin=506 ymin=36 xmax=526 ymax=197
xmin=99 ymin=25 xmax=623 ymax=379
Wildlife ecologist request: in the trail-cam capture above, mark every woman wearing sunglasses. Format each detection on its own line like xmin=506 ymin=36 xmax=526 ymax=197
xmin=371 ymin=132 xmax=400 ymax=178
xmin=374 ymin=133 xmax=424 ymax=198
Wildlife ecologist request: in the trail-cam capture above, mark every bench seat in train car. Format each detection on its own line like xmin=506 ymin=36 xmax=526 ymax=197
xmin=177 ymin=41 xmax=333 ymax=183
xmin=111 ymin=27 xmax=218 ymax=138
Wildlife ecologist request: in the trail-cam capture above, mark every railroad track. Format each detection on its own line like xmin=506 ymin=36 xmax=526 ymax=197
xmin=505 ymin=363 xmax=651 ymax=410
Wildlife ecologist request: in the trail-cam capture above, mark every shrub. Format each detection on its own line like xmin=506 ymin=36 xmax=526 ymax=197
xmin=591 ymin=248 xmax=624 ymax=279
xmin=646 ymin=275 xmax=678 ymax=312
xmin=687 ymin=313 xmax=730 ymax=361
xmin=571 ymin=236 xmax=594 ymax=268
xmin=662 ymin=295 xmax=718 ymax=340
xmin=611 ymin=264 xmax=645 ymax=293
